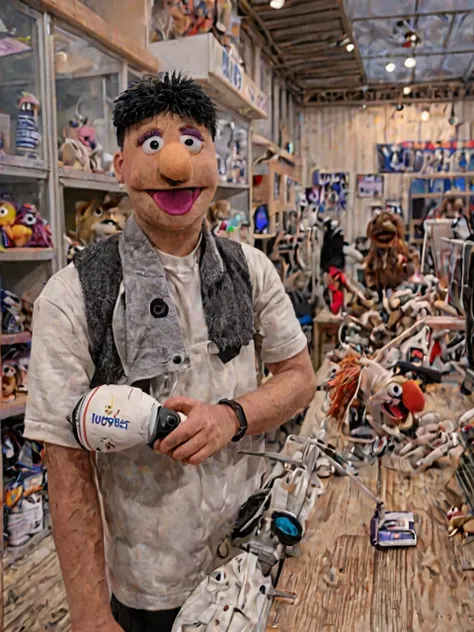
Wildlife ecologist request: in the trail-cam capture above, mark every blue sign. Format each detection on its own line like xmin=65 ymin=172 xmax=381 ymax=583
xmin=377 ymin=141 xmax=474 ymax=174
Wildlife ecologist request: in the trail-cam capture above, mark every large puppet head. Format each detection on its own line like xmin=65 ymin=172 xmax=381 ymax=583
xmin=113 ymin=72 xmax=218 ymax=236
xmin=367 ymin=210 xmax=404 ymax=249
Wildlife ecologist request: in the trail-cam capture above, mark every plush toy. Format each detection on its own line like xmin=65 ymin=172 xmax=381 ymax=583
xmin=364 ymin=210 xmax=417 ymax=290
xmin=58 ymin=137 xmax=92 ymax=172
xmin=150 ymin=0 xmax=192 ymax=42
xmin=14 ymin=204 xmax=53 ymax=248
xmin=2 ymin=360 xmax=17 ymax=402
xmin=64 ymin=234 xmax=85 ymax=264
xmin=15 ymin=92 xmax=41 ymax=159
xmin=1 ymin=290 xmax=25 ymax=333
xmin=75 ymin=194 xmax=132 ymax=244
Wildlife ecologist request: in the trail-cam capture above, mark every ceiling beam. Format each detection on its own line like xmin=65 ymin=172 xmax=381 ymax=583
xmin=280 ymin=36 xmax=337 ymax=50
xmin=254 ymin=0 xmax=336 ymax=16
xmin=238 ymin=0 xmax=301 ymax=92
xmin=350 ymin=8 xmax=474 ymax=22
xmin=271 ymin=20 xmax=343 ymax=40
xmin=336 ymin=0 xmax=367 ymax=85
xmin=260 ymin=9 xmax=341 ymax=29
xmin=463 ymin=54 xmax=474 ymax=83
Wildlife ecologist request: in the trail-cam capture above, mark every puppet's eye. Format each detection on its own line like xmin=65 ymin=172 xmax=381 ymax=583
xmin=0 ymin=206 xmax=9 ymax=217
xmin=180 ymin=134 xmax=202 ymax=155
xmin=93 ymin=207 xmax=104 ymax=218
xmin=387 ymin=382 xmax=402 ymax=398
xmin=22 ymin=212 xmax=36 ymax=226
xmin=142 ymin=136 xmax=164 ymax=155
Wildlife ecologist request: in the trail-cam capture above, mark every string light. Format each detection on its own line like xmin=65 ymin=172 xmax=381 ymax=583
xmin=403 ymin=86 xmax=412 ymax=95
xmin=421 ymin=108 xmax=431 ymax=122
xmin=386 ymin=62 xmax=396 ymax=73
xmin=405 ymin=57 xmax=417 ymax=68
xmin=346 ymin=43 xmax=355 ymax=52
xmin=270 ymin=0 xmax=285 ymax=8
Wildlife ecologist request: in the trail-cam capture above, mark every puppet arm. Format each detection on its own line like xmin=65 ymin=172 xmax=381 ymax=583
xmin=158 ymin=348 xmax=316 ymax=464
xmin=46 ymin=444 xmax=121 ymax=632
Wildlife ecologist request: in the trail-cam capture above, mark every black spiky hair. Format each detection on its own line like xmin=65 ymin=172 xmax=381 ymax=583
xmin=113 ymin=71 xmax=217 ymax=148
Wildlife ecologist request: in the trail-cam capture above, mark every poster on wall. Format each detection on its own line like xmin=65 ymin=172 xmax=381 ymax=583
xmin=357 ymin=174 xmax=384 ymax=198
xmin=306 ymin=171 xmax=349 ymax=214
xmin=377 ymin=141 xmax=474 ymax=174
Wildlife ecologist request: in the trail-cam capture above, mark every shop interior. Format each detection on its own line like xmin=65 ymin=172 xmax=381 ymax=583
xmin=1 ymin=0 xmax=474 ymax=630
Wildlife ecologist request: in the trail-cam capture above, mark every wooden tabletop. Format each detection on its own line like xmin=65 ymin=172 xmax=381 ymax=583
xmin=269 ymin=385 xmax=474 ymax=632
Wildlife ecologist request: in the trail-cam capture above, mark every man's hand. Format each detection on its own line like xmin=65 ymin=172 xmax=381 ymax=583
xmin=74 ymin=618 xmax=123 ymax=632
xmin=154 ymin=397 xmax=239 ymax=465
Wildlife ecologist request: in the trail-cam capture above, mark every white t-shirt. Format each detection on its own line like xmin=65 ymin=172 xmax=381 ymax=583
xmin=24 ymin=241 xmax=307 ymax=610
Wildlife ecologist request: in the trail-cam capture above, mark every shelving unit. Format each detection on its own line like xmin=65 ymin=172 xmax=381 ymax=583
xmin=1 ymin=332 xmax=31 ymax=345
xmin=0 ymin=1 xmax=160 ymax=624
xmin=0 ymin=248 xmax=55 ymax=262
xmin=0 ymin=394 xmax=27 ymax=422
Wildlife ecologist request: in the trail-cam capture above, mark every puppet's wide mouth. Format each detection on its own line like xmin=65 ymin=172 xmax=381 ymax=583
xmin=382 ymin=400 xmax=409 ymax=422
xmin=373 ymin=230 xmax=397 ymax=245
xmin=148 ymin=188 xmax=202 ymax=216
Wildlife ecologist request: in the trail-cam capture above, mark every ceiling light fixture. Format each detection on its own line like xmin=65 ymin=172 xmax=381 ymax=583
xmin=270 ymin=0 xmax=285 ymax=8
xmin=405 ymin=57 xmax=416 ymax=68
xmin=403 ymin=86 xmax=412 ymax=95
xmin=396 ymin=104 xmax=405 ymax=112
xmin=386 ymin=62 xmax=396 ymax=73
xmin=421 ymin=108 xmax=431 ymax=122
xmin=346 ymin=43 xmax=355 ymax=52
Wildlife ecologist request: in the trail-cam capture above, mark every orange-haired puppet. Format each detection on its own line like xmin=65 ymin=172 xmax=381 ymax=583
xmin=328 ymin=355 xmax=425 ymax=450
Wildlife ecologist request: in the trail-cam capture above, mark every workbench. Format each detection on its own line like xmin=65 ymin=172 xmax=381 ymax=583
xmin=268 ymin=384 xmax=474 ymax=632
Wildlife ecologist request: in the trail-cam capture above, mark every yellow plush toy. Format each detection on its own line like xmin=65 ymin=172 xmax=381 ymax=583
xmin=0 ymin=199 xmax=33 ymax=248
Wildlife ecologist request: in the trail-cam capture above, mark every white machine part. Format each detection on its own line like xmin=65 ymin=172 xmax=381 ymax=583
xmin=69 ymin=384 xmax=185 ymax=453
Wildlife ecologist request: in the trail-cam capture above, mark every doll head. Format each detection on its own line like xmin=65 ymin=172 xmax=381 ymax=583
xmin=113 ymin=72 xmax=218 ymax=236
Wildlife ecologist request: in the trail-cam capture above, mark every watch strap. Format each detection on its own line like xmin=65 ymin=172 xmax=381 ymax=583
xmin=218 ymin=398 xmax=248 ymax=442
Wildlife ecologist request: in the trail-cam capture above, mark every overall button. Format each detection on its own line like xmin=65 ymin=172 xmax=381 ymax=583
xmin=173 ymin=354 xmax=183 ymax=365
xmin=150 ymin=298 xmax=169 ymax=319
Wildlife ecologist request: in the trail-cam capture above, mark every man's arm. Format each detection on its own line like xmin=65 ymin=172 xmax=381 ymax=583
xmin=47 ymin=445 xmax=121 ymax=632
xmin=236 ymin=347 xmax=316 ymax=435
xmin=157 ymin=348 xmax=316 ymax=464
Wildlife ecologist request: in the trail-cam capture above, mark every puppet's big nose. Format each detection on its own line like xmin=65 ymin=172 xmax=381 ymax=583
xmin=159 ymin=142 xmax=193 ymax=183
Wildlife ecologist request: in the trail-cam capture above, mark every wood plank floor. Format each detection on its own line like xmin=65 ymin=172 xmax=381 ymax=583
xmin=3 ymin=382 xmax=474 ymax=631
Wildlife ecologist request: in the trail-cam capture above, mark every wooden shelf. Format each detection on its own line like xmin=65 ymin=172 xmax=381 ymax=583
xmin=0 ymin=248 xmax=55 ymax=262
xmin=1 ymin=332 xmax=31 ymax=345
xmin=59 ymin=168 xmax=123 ymax=193
xmin=410 ymin=191 xmax=473 ymax=199
xmin=0 ymin=393 xmax=27 ymax=421
xmin=252 ymin=133 xmax=297 ymax=164
xmin=0 ymin=156 xmax=48 ymax=180
xmin=409 ymin=172 xmax=474 ymax=179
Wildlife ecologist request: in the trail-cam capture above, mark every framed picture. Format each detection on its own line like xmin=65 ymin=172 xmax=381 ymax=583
xmin=357 ymin=174 xmax=384 ymax=198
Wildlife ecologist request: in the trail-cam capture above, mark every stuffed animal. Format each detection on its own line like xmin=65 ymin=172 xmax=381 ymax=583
xmin=75 ymin=194 xmax=132 ymax=244
xmin=2 ymin=360 xmax=17 ymax=402
xmin=150 ymin=0 xmax=192 ymax=42
xmin=14 ymin=204 xmax=53 ymax=248
xmin=0 ymin=199 xmax=36 ymax=248
xmin=16 ymin=92 xmax=41 ymax=159
xmin=364 ymin=210 xmax=417 ymax=290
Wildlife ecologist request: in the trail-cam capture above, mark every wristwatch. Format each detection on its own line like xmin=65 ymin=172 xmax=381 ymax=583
xmin=218 ymin=398 xmax=248 ymax=442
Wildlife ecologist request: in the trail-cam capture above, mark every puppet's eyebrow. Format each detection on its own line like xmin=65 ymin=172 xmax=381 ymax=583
xmin=180 ymin=125 xmax=204 ymax=141
xmin=136 ymin=128 xmax=162 ymax=146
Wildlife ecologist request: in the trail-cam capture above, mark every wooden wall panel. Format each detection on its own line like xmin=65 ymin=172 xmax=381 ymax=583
xmin=302 ymin=102 xmax=474 ymax=240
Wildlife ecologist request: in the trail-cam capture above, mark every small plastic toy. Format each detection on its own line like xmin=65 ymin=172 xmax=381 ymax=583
xmin=15 ymin=92 xmax=41 ymax=159
xmin=1 ymin=290 xmax=25 ymax=333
